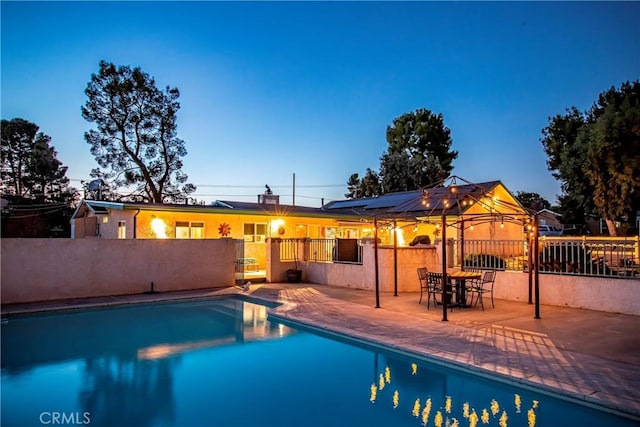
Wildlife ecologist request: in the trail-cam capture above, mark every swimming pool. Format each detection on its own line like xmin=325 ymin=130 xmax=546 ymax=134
xmin=1 ymin=298 xmax=636 ymax=427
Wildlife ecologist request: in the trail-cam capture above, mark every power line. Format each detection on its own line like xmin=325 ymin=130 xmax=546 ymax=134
xmin=194 ymin=184 xmax=345 ymax=189
xmin=68 ymin=178 xmax=345 ymax=189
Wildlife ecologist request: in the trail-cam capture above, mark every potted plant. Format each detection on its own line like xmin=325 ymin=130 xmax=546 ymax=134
xmin=286 ymin=262 xmax=302 ymax=283
xmin=286 ymin=240 xmax=303 ymax=283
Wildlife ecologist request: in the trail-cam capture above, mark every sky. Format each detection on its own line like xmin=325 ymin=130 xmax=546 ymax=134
xmin=2 ymin=1 xmax=638 ymax=207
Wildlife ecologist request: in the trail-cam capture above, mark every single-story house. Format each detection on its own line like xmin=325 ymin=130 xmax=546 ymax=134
xmin=71 ymin=180 xmax=529 ymax=273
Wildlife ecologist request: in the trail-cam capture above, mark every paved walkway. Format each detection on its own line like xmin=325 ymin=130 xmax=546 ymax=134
xmin=3 ymin=283 xmax=639 ymax=420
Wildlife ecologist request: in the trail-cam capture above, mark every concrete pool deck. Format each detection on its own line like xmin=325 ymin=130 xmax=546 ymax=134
xmin=2 ymin=282 xmax=639 ymax=420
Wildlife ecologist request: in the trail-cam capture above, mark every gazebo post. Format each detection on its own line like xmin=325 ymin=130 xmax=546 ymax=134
xmin=534 ymin=213 xmax=541 ymax=319
xmin=460 ymin=218 xmax=465 ymax=271
xmin=374 ymin=216 xmax=380 ymax=308
xmin=441 ymin=211 xmax=448 ymax=321
xmin=393 ymin=219 xmax=398 ymax=296
xmin=528 ymin=224 xmax=533 ymax=304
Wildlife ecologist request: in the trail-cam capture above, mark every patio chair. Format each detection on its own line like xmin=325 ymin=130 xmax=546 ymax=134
xmin=467 ymin=270 xmax=496 ymax=311
xmin=417 ymin=267 xmax=429 ymax=304
xmin=427 ymin=272 xmax=453 ymax=311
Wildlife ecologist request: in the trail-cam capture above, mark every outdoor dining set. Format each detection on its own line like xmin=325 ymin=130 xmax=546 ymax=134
xmin=417 ymin=267 xmax=496 ymax=311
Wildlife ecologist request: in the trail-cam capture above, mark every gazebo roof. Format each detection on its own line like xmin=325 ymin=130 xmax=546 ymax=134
xmin=323 ymin=180 xmax=521 ymax=219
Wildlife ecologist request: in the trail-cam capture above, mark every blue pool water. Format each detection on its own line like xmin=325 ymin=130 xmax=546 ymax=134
xmin=1 ymin=298 xmax=636 ymax=427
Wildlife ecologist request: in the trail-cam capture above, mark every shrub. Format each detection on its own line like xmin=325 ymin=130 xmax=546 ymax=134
xmin=464 ymin=254 xmax=506 ymax=270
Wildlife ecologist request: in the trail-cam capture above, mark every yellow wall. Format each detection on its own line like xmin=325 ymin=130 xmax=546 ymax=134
xmin=132 ymin=210 xmax=368 ymax=240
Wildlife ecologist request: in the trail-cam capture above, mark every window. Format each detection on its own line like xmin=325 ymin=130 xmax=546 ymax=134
xmin=176 ymin=221 xmax=205 ymax=239
xmin=244 ymin=223 xmax=266 ymax=242
xmin=117 ymin=220 xmax=126 ymax=239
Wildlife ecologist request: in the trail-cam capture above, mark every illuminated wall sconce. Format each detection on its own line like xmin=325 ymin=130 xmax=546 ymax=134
xmin=150 ymin=217 xmax=167 ymax=239
xmin=271 ymin=218 xmax=285 ymax=235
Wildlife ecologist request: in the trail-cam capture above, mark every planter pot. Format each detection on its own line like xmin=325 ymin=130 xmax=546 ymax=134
xmin=286 ymin=269 xmax=302 ymax=283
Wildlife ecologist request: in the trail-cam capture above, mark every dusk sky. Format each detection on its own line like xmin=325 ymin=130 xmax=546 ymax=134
xmin=2 ymin=1 xmax=638 ymax=207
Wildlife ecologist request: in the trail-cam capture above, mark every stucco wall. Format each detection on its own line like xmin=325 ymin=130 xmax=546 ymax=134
xmin=267 ymin=239 xmax=640 ymax=315
xmin=1 ymin=238 xmax=238 ymax=304
xmin=493 ymin=271 xmax=640 ymax=315
xmin=273 ymin=240 xmax=440 ymax=292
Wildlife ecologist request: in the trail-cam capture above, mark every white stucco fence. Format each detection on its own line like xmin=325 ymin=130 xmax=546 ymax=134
xmin=269 ymin=239 xmax=640 ymax=316
xmin=1 ymin=238 xmax=238 ymax=304
xmin=3 ymin=238 xmax=638 ymax=316
xmin=492 ymin=271 xmax=640 ymax=315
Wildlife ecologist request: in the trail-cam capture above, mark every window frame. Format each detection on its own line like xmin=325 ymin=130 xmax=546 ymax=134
xmin=175 ymin=221 xmax=205 ymax=239
xmin=117 ymin=220 xmax=126 ymax=239
xmin=243 ymin=222 xmax=267 ymax=243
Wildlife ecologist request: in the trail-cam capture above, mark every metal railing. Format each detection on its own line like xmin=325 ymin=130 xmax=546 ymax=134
xmin=308 ymin=238 xmax=335 ymax=263
xmin=278 ymin=238 xmax=299 ymax=262
xmin=275 ymin=238 xmax=363 ymax=265
xmin=308 ymin=238 xmax=363 ymax=264
xmin=462 ymin=236 xmax=639 ymax=279
xmin=462 ymin=239 xmax=527 ymax=271
xmin=539 ymin=236 xmax=639 ymax=278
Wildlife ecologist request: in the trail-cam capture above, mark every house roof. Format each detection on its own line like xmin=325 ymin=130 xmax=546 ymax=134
xmin=72 ymin=179 xmax=528 ymax=222
xmin=72 ymin=199 xmax=365 ymax=221
xmin=536 ymin=208 xmax=561 ymax=217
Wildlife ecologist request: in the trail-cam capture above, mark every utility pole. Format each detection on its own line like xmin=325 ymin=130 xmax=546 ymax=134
xmin=292 ymin=172 xmax=296 ymax=206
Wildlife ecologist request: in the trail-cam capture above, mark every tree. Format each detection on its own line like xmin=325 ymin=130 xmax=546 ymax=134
xmin=359 ymin=168 xmax=383 ymax=197
xmin=82 ymin=61 xmax=196 ymax=203
xmin=540 ymin=107 xmax=595 ymax=225
xmin=381 ymin=108 xmax=457 ymax=191
xmin=345 ymin=173 xmax=360 ymax=198
xmin=584 ymin=82 xmax=640 ymax=235
xmin=346 ymin=108 xmax=457 ymax=198
xmin=1 ymin=118 xmax=77 ymax=237
xmin=541 ymin=81 xmax=640 ymax=235
xmin=1 ymin=118 xmax=39 ymax=198
xmin=1 ymin=118 xmax=75 ymax=204
xmin=515 ymin=191 xmax=551 ymax=212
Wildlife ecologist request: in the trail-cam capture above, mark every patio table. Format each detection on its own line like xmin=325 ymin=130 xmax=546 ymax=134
xmin=447 ymin=270 xmax=482 ymax=307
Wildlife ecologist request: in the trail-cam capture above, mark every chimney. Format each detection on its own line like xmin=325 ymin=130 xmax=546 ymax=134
xmin=258 ymin=184 xmax=279 ymax=205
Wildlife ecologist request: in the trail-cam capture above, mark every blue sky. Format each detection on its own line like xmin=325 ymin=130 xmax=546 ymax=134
xmin=2 ymin=1 xmax=638 ymax=207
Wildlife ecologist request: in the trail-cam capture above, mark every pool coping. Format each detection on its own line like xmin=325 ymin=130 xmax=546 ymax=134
xmin=2 ymin=285 xmax=639 ymax=421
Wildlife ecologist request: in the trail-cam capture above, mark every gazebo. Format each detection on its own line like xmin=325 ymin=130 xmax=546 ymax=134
xmin=362 ymin=176 xmax=541 ymax=321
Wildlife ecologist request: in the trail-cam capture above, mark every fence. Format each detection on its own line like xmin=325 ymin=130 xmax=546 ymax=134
xmin=2 ymin=238 xmax=239 ymax=304
xmin=539 ymin=236 xmax=639 ymax=278
xmin=308 ymin=238 xmax=334 ymax=262
xmin=278 ymin=238 xmax=299 ymax=262
xmin=462 ymin=239 xmax=527 ymax=271
xmin=278 ymin=238 xmax=364 ymax=265
xmin=462 ymin=236 xmax=640 ymax=279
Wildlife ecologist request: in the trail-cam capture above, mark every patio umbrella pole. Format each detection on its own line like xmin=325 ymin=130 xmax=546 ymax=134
xmin=442 ymin=212 xmax=448 ymax=321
